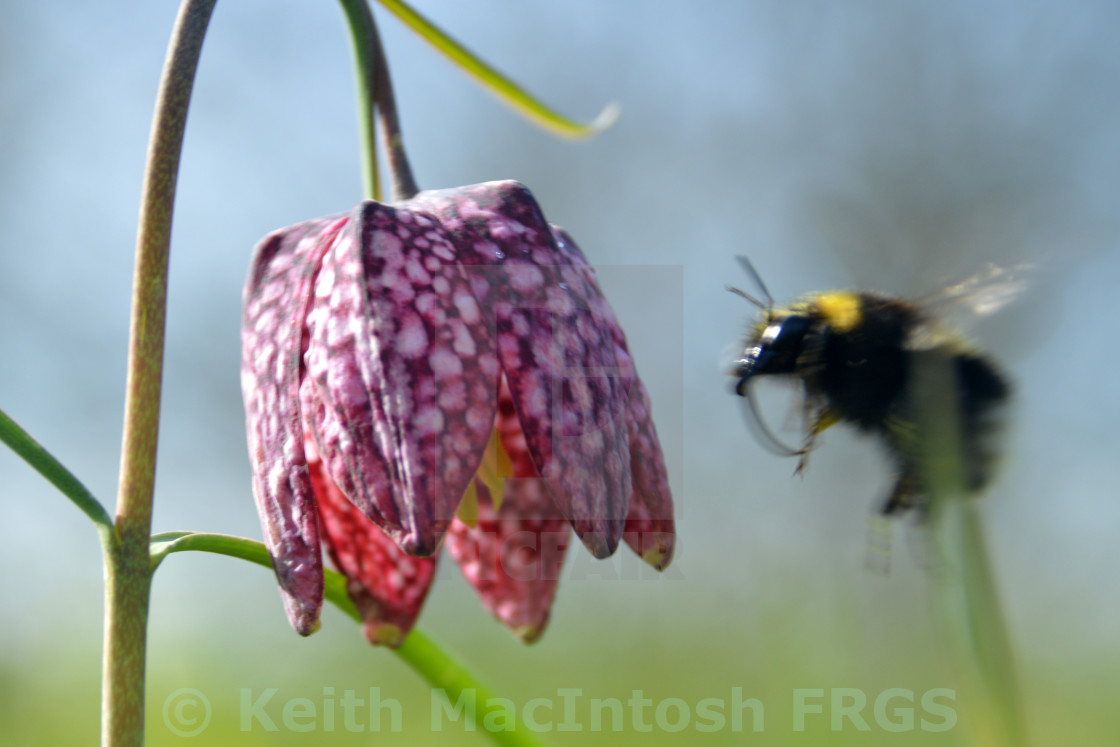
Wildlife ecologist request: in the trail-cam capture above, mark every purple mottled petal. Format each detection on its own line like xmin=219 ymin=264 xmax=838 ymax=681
xmin=241 ymin=215 xmax=346 ymax=634
xmin=552 ymin=227 xmax=675 ymax=569
xmin=619 ymin=363 xmax=676 ymax=569
xmin=410 ymin=181 xmax=632 ymax=558
xmin=303 ymin=202 xmax=500 ymax=555
xmin=301 ymin=227 xmax=404 ymax=542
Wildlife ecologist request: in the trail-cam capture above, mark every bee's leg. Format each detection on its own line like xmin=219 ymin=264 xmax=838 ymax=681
xmin=793 ymin=446 xmax=812 ymax=477
xmin=864 ymin=513 xmax=893 ymax=574
xmin=794 ymin=407 xmax=840 ymax=476
xmin=880 ymin=470 xmax=921 ymax=515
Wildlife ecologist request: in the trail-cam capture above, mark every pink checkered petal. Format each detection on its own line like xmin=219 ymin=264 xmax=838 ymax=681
xmin=446 ymin=479 xmax=570 ymax=643
xmin=410 ymin=181 xmax=632 ymax=558
xmin=552 ymin=227 xmax=675 ymax=569
xmin=241 ymin=215 xmax=347 ymax=634
xmin=304 ymin=201 xmax=500 ymax=555
xmin=309 ymin=447 xmax=437 ymax=647
xmin=301 ymin=226 xmax=406 ymax=544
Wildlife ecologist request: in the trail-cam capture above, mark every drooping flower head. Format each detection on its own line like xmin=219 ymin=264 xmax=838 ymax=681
xmin=241 ymin=181 xmax=673 ymax=644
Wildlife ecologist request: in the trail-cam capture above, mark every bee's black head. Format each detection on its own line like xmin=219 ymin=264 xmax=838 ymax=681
xmin=734 ymin=313 xmax=815 ymax=396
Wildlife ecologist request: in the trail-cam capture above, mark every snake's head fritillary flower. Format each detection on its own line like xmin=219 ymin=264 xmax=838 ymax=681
xmin=241 ymin=180 xmax=674 ymax=642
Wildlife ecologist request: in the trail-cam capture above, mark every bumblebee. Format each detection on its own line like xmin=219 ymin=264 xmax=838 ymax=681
xmin=730 ymin=258 xmax=1020 ymax=515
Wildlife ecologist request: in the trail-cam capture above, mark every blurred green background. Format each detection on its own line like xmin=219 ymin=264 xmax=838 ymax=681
xmin=2 ymin=1 xmax=1119 ymax=744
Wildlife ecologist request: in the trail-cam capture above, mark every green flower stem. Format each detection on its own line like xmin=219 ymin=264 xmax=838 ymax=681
xmin=915 ymin=352 xmax=1024 ymax=746
xmin=104 ymin=1 xmax=389 ymax=742
xmin=366 ymin=7 xmax=419 ymax=200
xmin=107 ymin=2 xmax=216 ymax=745
xmin=340 ymin=0 xmax=419 ymax=200
xmin=152 ymin=532 xmax=548 ymax=747
xmin=396 ymin=632 xmax=548 ymax=747
xmin=0 ymin=406 xmax=113 ymax=536
xmin=374 ymin=0 xmax=619 ymax=138
xmin=959 ymin=502 xmax=1023 ymax=745
xmin=337 ymin=0 xmax=382 ymax=201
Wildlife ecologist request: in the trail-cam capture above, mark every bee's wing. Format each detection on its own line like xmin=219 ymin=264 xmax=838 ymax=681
xmin=906 ymin=263 xmax=1030 ymax=350
xmin=916 ymin=263 xmax=1031 ymax=331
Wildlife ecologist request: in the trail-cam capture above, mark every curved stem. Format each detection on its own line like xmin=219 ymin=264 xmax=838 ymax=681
xmin=152 ymin=532 xmax=547 ymax=747
xmin=106 ymin=1 xmax=217 ymax=745
xmin=367 ymin=8 xmax=419 ymax=200
xmin=337 ymin=0 xmax=418 ymax=201
xmin=0 ymin=406 xmax=114 ymax=537
xmin=337 ymin=0 xmax=381 ymax=201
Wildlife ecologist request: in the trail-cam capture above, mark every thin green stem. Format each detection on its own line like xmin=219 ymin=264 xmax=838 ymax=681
xmin=153 ymin=532 xmax=547 ymax=747
xmin=959 ymin=502 xmax=1024 ymax=745
xmin=106 ymin=1 xmax=217 ymax=745
xmin=374 ymin=0 xmax=618 ymax=138
xmin=0 ymin=406 xmax=114 ymax=536
xmin=395 ymin=632 xmax=547 ymax=747
xmin=368 ymin=7 xmax=419 ymax=200
xmin=337 ymin=0 xmax=418 ymax=200
xmin=915 ymin=352 xmax=1024 ymax=746
xmin=337 ymin=0 xmax=381 ymax=201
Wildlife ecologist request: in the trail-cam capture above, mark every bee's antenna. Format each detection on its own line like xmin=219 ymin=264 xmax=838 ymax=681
xmin=735 ymin=255 xmax=774 ymax=306
xmin=726 ymin=284 xmax=768 ymax=309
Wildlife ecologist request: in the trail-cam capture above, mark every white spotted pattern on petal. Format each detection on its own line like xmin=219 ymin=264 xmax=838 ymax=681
xmin=243 ymin=181 xmax=675 ymax=648
xmin=241 ymin=215 xmax=347 ymax=634
xmin=301 ymin=202 xmax=500 ymax=555
xmin=410 ymin=181 xmax=634 ymax=558
xmin=551 ymin=226 xmax=675 ymax=569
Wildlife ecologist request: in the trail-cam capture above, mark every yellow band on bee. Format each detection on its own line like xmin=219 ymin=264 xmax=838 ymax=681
xmin=812 ymin=291 xmax=862 ymax=333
